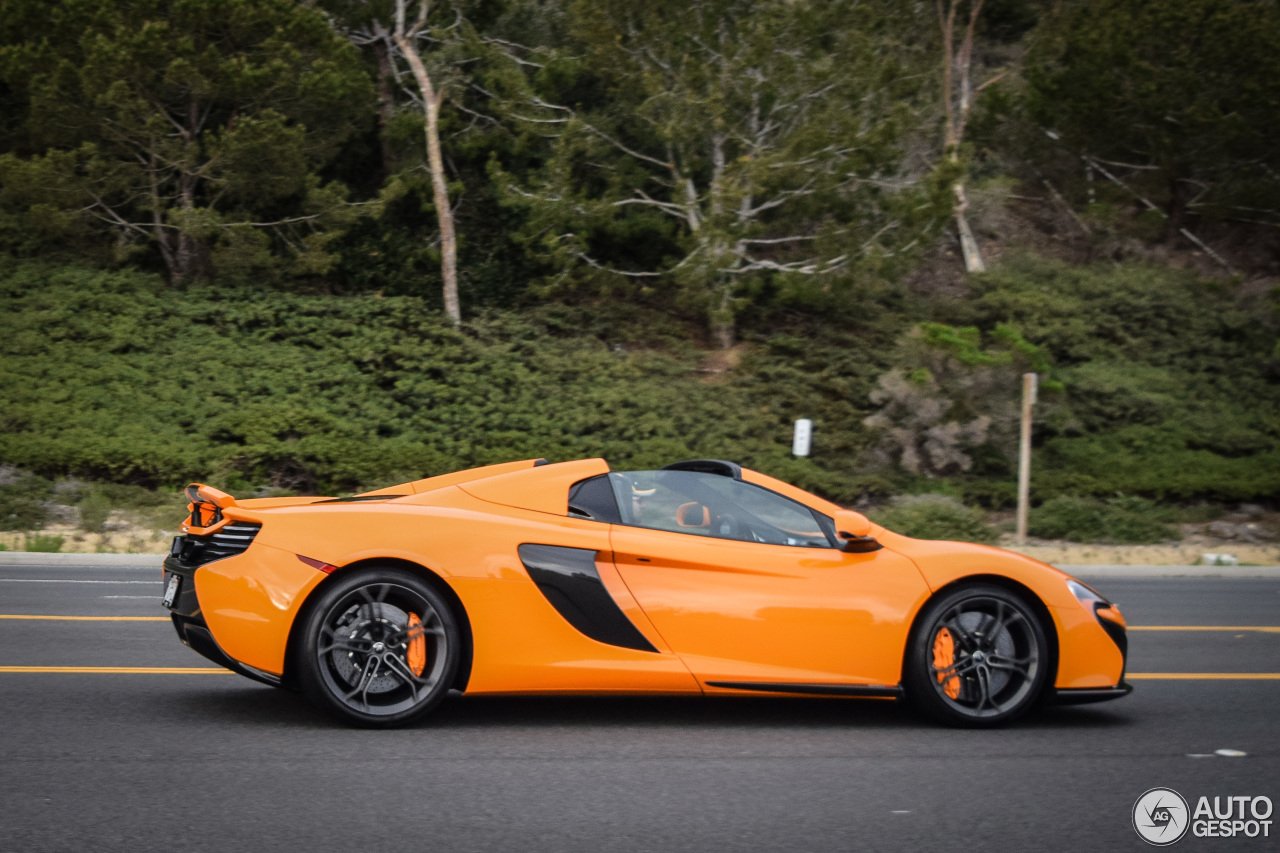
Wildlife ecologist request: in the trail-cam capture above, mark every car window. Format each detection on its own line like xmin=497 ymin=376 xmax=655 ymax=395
xmin=608 ymin=470 xmax=833 ymax=548
xmin=567 ymin=474 xmax=622 ymax=523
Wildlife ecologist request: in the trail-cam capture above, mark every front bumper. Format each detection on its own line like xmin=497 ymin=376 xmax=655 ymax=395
xmin=1050 ymin=598 xmax=1130 ymax=704
xmin=1051 ymin=682 xmax=1133 ymax=705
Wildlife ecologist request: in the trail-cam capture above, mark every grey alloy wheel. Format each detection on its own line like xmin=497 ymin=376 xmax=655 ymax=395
xmin=298 ymin=567 xmax=460 ymax=728
xmin=906 ymin=584 xmax=1049 ymax=727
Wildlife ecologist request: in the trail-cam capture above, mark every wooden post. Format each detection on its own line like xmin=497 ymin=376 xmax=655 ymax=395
xmin=1015 ymin=372 xmax=1037 ymax=545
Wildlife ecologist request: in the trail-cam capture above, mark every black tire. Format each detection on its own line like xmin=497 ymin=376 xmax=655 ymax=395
xmin=296 ymin=566 xmax=461 ymax=728
xmin=904 ymin=584 xmax=1049 ymax=727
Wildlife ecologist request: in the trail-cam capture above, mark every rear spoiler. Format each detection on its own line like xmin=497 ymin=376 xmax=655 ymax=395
xmin=182 ymin=483 xmax=238 ymax=535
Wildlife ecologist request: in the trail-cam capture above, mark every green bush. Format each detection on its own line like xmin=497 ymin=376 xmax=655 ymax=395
xmin=952 ymin=255 xmax=1280 ymax=501
xmin=1178 ymin=503 xmax=1227 ymax=524
xmin=1 ymin=257 xmax=1277 ymax=510
xmin=1029 ymin=495 xmax=1178 ymax=544
xmin=0 ymin=490 xmax=49 ymax=531
xmin=0 ymin=472 xmax=51 ymax=531
xmin=0 ymin=262 xmax=890 ymax=502
xmin=870 ymin=495 xmax=998 ymax=544
xmin=26 ymin=535 xmax=64 ymax=553
xmin=78 ymin=492 xmax=112 ymax=533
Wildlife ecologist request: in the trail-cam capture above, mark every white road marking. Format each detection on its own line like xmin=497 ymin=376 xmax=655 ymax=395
xmin=0 ymin=579 xmax=157 ymax=584
xmin=0 ymin=615 xmax=168 ymax=621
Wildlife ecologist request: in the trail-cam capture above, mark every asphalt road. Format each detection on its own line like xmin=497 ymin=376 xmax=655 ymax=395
xmin=1 ymin=563 xmax=1277 ymax=852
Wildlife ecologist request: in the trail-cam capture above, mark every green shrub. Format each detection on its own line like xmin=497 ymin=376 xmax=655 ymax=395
xmin=26 ymin=535 xmax=64 ymax=553
xmin=0 ymin=491 xmax=49 ymax=531
xmin=0 ymin=472 xmax=51 ymax=531
xmin=78 ymin=492 xmax=112 ymax=533
xmin=0 ymin=543 xmax=8 ymax=551
xmin=1178 ymin=503 xmax=1227 ymax=524
xmin=0 ymin=262 xmax=889 ymax=502
xmin=126 ymin=502 xmax=189 ymax=533
xmin=96 ymin=483 xmax=172 ymax=509
xmin=959 ymin=479 xmax=1018 ymax=510
xmin=1029 ymin=495 xmax=1177 ymax=544
xmin=870 ymin=495 xmax=998 ymax=544
xmin=1 ymin=257 xmax=1277 ymax=509
xmin=954 ymin=255 xmax=1280 ymax=501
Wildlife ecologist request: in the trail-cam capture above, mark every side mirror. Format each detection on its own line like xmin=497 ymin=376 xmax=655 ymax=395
xmin=833 ymin=510 xmax=882 ymax=553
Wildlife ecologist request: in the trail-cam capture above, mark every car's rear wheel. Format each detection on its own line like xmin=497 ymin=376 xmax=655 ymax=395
xmin=905 ymin=584 xmax=1049 ymax=727
xmin=297 ymin=567 xmax=460 ymax=728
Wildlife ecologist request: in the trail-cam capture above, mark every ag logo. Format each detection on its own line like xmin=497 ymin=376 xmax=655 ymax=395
xmin=1134 ymin=787 xmax=1190 ymax=845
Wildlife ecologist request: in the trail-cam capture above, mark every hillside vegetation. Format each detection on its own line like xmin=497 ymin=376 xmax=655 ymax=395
xmin=1 ymin=0 xmax=1279 ymax=548
xmin=2 ymin=258 xmax=1275 ymax=511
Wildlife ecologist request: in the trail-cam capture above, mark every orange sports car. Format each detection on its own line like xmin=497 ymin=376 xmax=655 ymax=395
xmin=162 ymin=458 xmax=1129 ymax=727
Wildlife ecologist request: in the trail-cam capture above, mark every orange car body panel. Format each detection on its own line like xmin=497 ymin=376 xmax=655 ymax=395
xmin=396 ymin=458 xmax=545 ymax=496
xmin=458 ymin=458 xmax=610 ymax=515
xmin=183 ymin=460 xmax=1125 ymax=694
xmin=610 ymin=525 xmax=928 ymax=689
xmin=195 ymin=542 xmax=326 ymax=674
xmin=877 ymin=533 xmax=1126 ymax=688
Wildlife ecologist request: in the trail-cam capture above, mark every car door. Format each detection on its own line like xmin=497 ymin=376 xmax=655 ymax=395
xmin=604 ymin=470 xmax=929 ymax=688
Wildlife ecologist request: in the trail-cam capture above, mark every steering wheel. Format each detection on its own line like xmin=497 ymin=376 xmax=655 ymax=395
xmin=713 ymin=513 xmax=742 ymax=540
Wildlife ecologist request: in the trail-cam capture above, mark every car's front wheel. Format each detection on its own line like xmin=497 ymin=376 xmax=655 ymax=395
xmin=297 ymin=566 xmax=460 ymax=728
xmin=905 ymin=584 xmax=1049 ymax=727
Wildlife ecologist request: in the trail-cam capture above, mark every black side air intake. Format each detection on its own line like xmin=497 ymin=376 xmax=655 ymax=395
xmin=518 ymin=544 xmax=657 ymax=653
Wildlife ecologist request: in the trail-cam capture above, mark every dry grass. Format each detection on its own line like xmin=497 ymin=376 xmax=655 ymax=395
xmin=1001 ymin=537 xmax=1280 ymax=567
xmin=0 ymin=512 xmax=175 ymax=554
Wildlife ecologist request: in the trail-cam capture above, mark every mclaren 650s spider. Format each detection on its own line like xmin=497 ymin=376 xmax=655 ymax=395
xmin=162 ymin=458 xmax=1130 ymax=727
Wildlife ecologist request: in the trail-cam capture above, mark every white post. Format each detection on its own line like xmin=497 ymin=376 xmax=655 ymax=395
xmin=792 ymin=419 xmax=813 ymax=457
xmin=1015 ymin=373 xmax=1037 ymax=545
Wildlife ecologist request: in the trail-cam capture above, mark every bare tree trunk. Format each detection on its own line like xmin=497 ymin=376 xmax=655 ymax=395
xmin=953 ymin=180 xmax=986 ymax=273
xmin=147 ymin=158 xmax=179 ymax=282
xmin=711 ymin=319 xmax=735 ymax=350
xmin=175 ymin=233 xmax=199 ymax=283
xmin=710 ymin=285 xmax=735 ymax=350
xmin=371 ymin=35 xmax=400 ymax=177
xmin=939 ymin=0 xmax=995 ymax=275
xmin=171 ymin=167 xmax=209 ymax=282
xmin=393 ymin=9 xmax=460 ymax=326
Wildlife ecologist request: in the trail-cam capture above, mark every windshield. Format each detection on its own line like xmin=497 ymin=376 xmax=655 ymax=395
xmin=608 ymin=470 xmax=832 ymax=548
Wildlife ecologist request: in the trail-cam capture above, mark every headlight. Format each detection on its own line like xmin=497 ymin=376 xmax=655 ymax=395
xmin=1066 ymin=579 xmax=1109 ymax=607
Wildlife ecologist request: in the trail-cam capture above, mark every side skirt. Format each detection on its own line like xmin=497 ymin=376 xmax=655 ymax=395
xmin=706 ymin=681 xmax=903 ymax=698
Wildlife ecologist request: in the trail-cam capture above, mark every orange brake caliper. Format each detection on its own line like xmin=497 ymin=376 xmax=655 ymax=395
xmin=932 ymin=627 xmax=960 ymax=699
xmin=407 ymin=613 xmax=427 ymax=676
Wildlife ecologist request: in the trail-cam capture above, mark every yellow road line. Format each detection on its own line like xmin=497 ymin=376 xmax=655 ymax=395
xmin=1129 ymin=626 xmax=1280 ymax=632
xmin=0 ymin=615 xmax=169 ymax=622
xmin=1128 ymin=673 xmax=1280 ymax=680
xmin=0 ymin=667 xmax=1275 ymax=680
xmin=0 ymin=666 xmax=231 ymax=674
